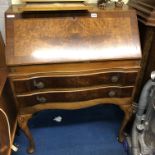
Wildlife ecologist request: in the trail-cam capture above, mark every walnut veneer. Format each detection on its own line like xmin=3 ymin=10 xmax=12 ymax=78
xmin=5 ymin=5 xmax=141 ymax=154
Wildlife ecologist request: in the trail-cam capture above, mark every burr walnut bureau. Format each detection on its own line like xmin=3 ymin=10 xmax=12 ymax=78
xmin=5 ymin=5 xmax=141 ymax=154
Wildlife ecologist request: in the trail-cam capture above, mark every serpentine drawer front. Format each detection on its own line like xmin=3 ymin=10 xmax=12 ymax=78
xmin=5 ymin=5 xmax=141 ymax=154
xmin=13 ymin=71 xmax=138 ymax=94
xmin=16 ymin=86 xmax=134 ymax=107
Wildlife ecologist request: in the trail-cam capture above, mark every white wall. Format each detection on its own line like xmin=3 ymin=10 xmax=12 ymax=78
xmin=0 ymin=0 xmax=11 ymax=40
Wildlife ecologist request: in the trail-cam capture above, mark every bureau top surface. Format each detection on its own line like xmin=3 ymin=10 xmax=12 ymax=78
xmin=5 ymin=5 xmax=141 ymax=66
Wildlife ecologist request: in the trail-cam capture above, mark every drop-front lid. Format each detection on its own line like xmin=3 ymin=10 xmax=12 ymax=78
xmin=5 ymin=5 xmax=141 ymax=66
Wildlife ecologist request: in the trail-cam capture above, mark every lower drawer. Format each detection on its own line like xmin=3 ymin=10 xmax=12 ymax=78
xmin=17 ymin=86 xmax=134 ymax=107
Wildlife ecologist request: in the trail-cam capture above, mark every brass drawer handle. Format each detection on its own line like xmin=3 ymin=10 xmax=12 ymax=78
xmin=111 ymin=75 xmax=119 ymax=83
xmin=108 ymin=90 xmax=116 ymax=97
xmin=36 ymin=96 xmax=47 ymax=103
xmin=33 ymin=79 xmax=45 ymax=89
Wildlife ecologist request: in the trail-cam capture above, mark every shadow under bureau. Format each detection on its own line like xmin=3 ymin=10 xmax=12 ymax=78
xmin=5 ymin=5 xmax=141 ymax=154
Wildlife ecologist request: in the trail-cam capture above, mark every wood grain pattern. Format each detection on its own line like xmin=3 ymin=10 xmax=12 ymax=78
xmin=13 ymin=71 xmax=137 ymax=93
xmin=19 ymin=98 xmax=132 ymax=114
xmin=0 ymin=69 xmax=7 ymax=96
xmin=18 ymin=3 xmax=92 ymax=12
xmin=5 ymin=5 xmax=142 ymax=154
xmin=17 ymin=114 xmax=35 ymax=154
xmin=129 ymin=0 xmax=155 ymax=26
xmin=13 ymin=17 xmax=131 ymax=57
xmin=17 ymin=86 xmax=134 ymax=107
xmin=0 ymin=32 xmax=6 ymax=68
xmin=8 ymin=60 xmax=141 ymax=76
xmin=5 ymin=6 xmax=141 ymax=66
xmin=0 ymin=70 xmax=17 ymax=155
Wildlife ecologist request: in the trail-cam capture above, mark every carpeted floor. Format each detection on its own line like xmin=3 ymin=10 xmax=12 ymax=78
xmin=12 ymin=105 xmax=127 ymax=155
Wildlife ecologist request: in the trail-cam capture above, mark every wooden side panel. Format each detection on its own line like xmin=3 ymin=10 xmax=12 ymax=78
xmin=0 ymin=32 xmax=6 ymax=68
xmin=13 ymin=71 xmax=138 ymax=93
xmin=128 ymin=0 xmax=155 ymax=26
xmin=0 ymin=70 xmax=17 ymax=155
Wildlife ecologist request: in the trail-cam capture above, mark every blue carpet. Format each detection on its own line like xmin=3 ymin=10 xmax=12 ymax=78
xmin=12 ymin=105 xmax=127 ymax=155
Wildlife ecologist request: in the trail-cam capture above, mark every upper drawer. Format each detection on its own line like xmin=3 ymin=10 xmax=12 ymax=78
xmin=13 ymin=71 xmax=138 ymax=94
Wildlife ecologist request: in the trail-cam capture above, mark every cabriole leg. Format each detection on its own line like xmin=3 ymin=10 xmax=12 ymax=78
xmin=17 ymin=114 xmax=35 ymax=154
xmin=118 ymin=104 xmax=133 ymax=142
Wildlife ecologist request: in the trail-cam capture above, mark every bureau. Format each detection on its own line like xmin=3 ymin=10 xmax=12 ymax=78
xmin=5 ymin=5 xmax=141 ymax=154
